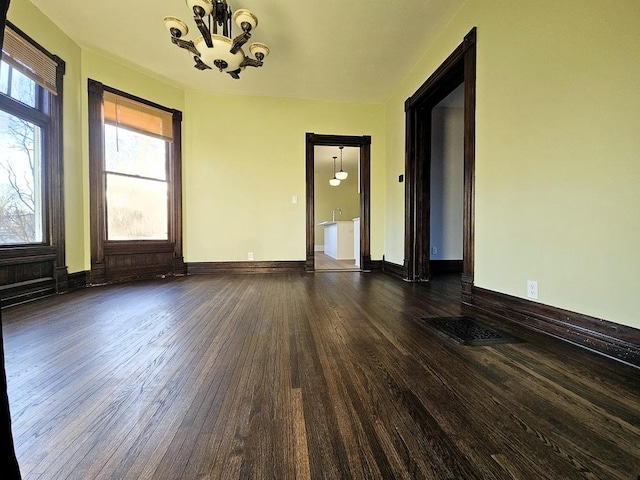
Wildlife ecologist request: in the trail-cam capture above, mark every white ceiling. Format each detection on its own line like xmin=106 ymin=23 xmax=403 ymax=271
xmin=28 ymin=0 xmax=466 ymax=103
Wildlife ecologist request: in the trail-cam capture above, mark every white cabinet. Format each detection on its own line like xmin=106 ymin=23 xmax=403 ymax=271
xmin=353 ymin=218 xmax=360 ymax=267
xmin=321 ymin=221 xmax=354 ymax=260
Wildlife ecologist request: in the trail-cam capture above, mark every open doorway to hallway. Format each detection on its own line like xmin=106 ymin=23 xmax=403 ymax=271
xmin=305 ymin=133 xmax=372 ymax=273
xmin=430 ymin=84 xmax=464 ymax=276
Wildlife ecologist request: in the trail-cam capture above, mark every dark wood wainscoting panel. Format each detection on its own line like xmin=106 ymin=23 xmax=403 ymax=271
xmin=469 ymin=287 xmax=640 ymax=368
xmin=0 ymin=278 xmax=55 ymax=308
xmin=188 ymin=261 xmax=306 ymax=275
xmin=105 ymin=252 xmax=175 ymax=282
xmin=91 ymin=242 xmax=179 ymax=284
xmin=0 ymin=247 xmax=58 ymax=307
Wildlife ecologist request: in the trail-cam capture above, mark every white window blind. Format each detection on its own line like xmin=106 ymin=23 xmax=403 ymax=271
xmin=1 ymin=25 xmax=58 ymax=95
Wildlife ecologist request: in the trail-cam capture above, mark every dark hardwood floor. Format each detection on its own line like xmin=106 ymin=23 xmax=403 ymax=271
xmin=2 ymin=273 xmax=639 ymax=479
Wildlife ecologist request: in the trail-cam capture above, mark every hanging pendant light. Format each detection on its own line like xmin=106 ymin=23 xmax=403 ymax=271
xmin=335 ymin=145 xmax=348 ymax=180
xmin=329 ymin=156 xmax=341 ymax=186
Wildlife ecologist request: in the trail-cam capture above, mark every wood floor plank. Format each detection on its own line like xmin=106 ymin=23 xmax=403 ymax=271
xmin=1 ymin=272 xmax=639 ymax=479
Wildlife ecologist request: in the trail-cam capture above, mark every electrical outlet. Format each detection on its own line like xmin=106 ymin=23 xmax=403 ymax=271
xmin=527 ymin=280 xmax=538 ymax=300
xmin=431 ymin=246 xmax=438 ymax=255
xmin=248 ymin=252 xmax=254 ymax=261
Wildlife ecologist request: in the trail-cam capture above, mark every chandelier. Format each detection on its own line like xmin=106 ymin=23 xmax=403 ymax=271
xmin=335 ymin=146 xmax=348 ymax=180
xmin=329 ymin=147 xmax=348 ymax=186
xmin=163 ymin=0 xmax=270 ymax=79
xmin=329 ymin=156 xmax=340 ymax=186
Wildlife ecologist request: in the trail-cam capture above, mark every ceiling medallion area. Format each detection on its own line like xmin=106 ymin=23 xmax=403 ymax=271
xmin=164 ymin=0 xmax=270 ymax=79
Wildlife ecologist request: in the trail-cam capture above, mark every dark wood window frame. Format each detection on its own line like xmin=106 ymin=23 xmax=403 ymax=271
xmin=305 ymin=133 xmax=371 ymax=272
xmin=404 ymin=27 xmax=476 ymax=300
xmin=0 ymin=21 xmax=66 ymax=307
xmin=87 ymin=79 xmax=183 ymax=284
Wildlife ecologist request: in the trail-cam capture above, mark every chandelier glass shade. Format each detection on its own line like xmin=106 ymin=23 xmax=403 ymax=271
xmin=335 ymin=146 xmax=348 ymax=181
xmin=329 ymin=156 xmax=341 ymax=186
xmin=163 ymin=0 xmax=270 ymax=79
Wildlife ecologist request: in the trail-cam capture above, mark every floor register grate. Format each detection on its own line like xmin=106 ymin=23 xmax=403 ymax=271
xmin=420 ymin=316 xmax=522 ymax=346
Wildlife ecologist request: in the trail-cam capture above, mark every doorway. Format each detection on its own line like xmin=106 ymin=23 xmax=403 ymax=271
xmin=430 ymin=84 xmax=464 ymax=276
xmin=305 ymin=133 xmax=371 ymax=272
xmin=314 ymin=145 xmax=361 ymax=271
xmin=404 ymin=28 xmax=476 ymax=300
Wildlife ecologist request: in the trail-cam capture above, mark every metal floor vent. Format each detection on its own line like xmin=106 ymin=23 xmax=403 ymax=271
xmin=420 ymin=316 xmax=522 ymax=346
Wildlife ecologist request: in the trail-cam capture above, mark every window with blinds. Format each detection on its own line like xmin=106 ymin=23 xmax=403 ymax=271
xmin=0 ymin=22 xmax=67 ymax=300
xmin=1 ymin=23 xmax=58 ymax=95
xmin=0 ymin=23 xmax=64 ymax=247
xmin=102 ymin=91 xmax=174 ymax=241
xmin=87 ymin=79 xmax=183 ymax=283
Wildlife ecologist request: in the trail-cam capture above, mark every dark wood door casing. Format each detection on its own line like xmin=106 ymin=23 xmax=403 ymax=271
xmin=305 ymin=133 xmax=371 ymax=272
xmin=404 ymin=28 xmax=476 ymax=300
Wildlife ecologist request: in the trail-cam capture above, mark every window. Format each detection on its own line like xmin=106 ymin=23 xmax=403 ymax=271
xmin=88 ymin=80 xmax=183 ymax=283
xmin=0 ymin=105 xmax=43 ymax=244
xmin=0 ymin=25 xmax=56 ymax=245
xmin=0 ymin=22 xmax=66 ymax=304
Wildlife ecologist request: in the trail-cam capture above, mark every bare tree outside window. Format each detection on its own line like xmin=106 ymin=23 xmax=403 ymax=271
xmin=0 ymin=61 xmax=43 ymax=245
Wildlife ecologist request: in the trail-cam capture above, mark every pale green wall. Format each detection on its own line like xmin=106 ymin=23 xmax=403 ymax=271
xmin=183 ymin=91 xmax=384 ymax=261
xmin=385 ymin=0 xmax=640 ymax=328
xmin=8 ymin=0 xmax=84 ymax=273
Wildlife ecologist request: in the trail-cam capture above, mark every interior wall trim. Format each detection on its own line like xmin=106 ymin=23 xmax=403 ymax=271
xmin=66 ymin=271 xmax=89 ymax=292
xmin=469 ymin=287 xmax=640 ymax=368
xmin=187 ymin=261 xmax=306 ymax=275
xmin=403 ymin=27 xmax=476 ymax=302
xmin=381 ymin=259 xmax=404 ymax=280
xmin=0 ymin=278 xmax=56 ymax=308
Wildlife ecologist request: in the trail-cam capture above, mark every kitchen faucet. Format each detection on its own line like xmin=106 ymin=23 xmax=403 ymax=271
xmin=332 ymin=208 xmax=342 ymax=222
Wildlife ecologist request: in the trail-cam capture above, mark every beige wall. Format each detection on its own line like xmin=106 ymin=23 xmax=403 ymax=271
xmin=183 ymin=91 xmax=384 ymax=261
xmin=384 ymin=0 xmax=640 ymax=328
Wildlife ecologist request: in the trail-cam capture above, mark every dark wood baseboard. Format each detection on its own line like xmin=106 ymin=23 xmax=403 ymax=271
xmin=381 ymin=259 xmax=405 ymax=280
xmin=430 ymin=259 xmax=463 ymax=275
xmin=369 ymin=260 xmax=383 ymax=271
xmin=468 ymin=287 xmax=640 ymax=368
xmin=66 ymin=271 xmax=89 ymax=292
xmin=187 ymin=261 xmax=306 ymax=275
xmin=0 ymin=278 xmax=56 ymax=308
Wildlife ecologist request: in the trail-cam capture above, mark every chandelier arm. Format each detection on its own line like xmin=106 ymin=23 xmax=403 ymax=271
xmin=239 ymin=57 xmax=263 ymax=68
xmin=171 ymin=37 xmax=200 ymax=56
xmin=193 ymin=56 xmax=212 ymax=70
xmin=224 ymin=4 xmax=231 ymax=37
xmin=230 ymin=31 xmax=251 ymax=55
xmin=228 ymin=68 xmax=241 ymax=79
xmin=194 ymin=14 xmax=213 ymax=48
